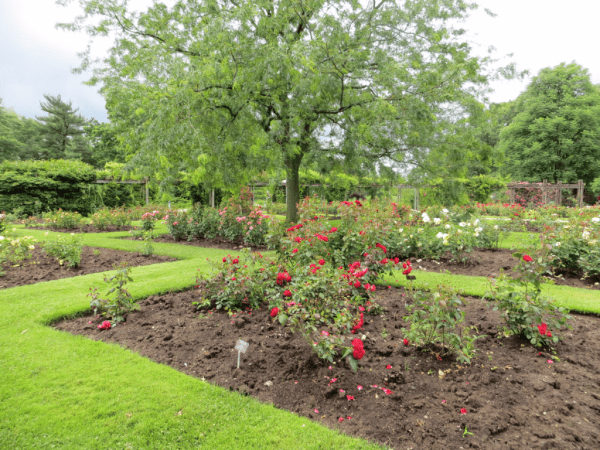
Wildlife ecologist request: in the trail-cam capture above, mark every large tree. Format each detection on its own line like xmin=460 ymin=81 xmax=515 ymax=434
xmin=60 ymin=0 xmax=508 ymax=221
xmin=36 ymin=94 xmax=93 ymax=163
xmin=0 ymin=99 xmax=45 ymax=161
xmin=499 ymin=63 xmax=600 ymax=185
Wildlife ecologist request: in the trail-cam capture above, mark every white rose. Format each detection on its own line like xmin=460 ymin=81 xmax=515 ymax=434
xmin=29 ymin=245 xmax=35 ymax=250
xmin=459 ymin=222 xmax=466 ymax=227
xmin=445 ymin=224 xmax=451 ymax=229
xmin=436 ymin=232 xmax=445 ymax=239
xmin=474 ymin=219 xmax=480 ymax=225
xmin=494 ymin=225 xmax=498 ymax=230
xmin=457 ymin=229 xmax=462 ymax=234
xmin=433 ymin=218 xmax=441 ymax=225
xmin=0 ymin=236 xmax=4 ymax=241
xmin=474 ymin=232 xmax=480 ymax=237
xmin=592 ymin=217 xmax=600 ymax=223
xmin=554 ymin=242 xmax=561 ymax=247
xmin=422 ymin=213 xmax=430 ymax=223
xmin=442 ymin=209 xmax=449 ymax=213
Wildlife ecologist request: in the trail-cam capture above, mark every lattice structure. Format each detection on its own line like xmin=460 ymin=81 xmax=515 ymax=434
xmin=507 ymin=180 xmax=585 ymax=207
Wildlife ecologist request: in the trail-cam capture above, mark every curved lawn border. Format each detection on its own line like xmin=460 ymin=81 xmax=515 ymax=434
xmin=0 ymin=244 xmax=381 ymax=450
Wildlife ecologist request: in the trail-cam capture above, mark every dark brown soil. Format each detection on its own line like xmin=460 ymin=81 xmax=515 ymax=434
xmin=0 ymin=247 xmax=175 ymax=289
xmin=415 ymin=249 xmax=600 ymax=290
xmin=27 ymin=225 xmax=134 ymax=233
xmin=125 ymin=233 xmax=268 ymax=252
xmin=56 ymin=287 xmax=600 ymax=449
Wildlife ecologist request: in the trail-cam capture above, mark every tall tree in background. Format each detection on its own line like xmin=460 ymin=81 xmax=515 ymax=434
xmin=0 ymin=99 xmax=45 ymax=161
xmin=36 ymin=94 xmax=93 ymax=164
xmin=499 ymin=63 xmax=600 ymax=185
xmin=60 ymin=0 xmax=512 ymax=222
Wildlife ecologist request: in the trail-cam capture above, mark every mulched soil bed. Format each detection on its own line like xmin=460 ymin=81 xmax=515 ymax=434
xmin=0 ymin=247 xmax=175 ymax=289
xmin=124 ymin=234 xmax=268 ymax=252
xmin=414 ymin=248 xmax=599 ymax=290
xmin=26 ymin=225 xmax=134 ymax=233
xmin=56 ymin=287 xmax=600 ymax=449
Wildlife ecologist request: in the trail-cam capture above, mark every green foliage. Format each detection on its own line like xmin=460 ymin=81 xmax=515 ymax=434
xmin=546 ymin=218 xmax=600 ymax=278
xmin=500 ymin=63 xmax=600 ymax=185
xmin=0 ymin=234 xmax=37 ymax=275
xmin=0 ymin=159 xmax=97 ymax=216
xmin=61 ymin=0 xmax=510 ymax=222
xmin=137 ymin=232 xmax=155 ymax=256
xmin=43 ymin=209 xmax=84 ymax=229
xmin=88 ymin=262 xmax=137 ymax=323
xmin=90 ymin=208 xmax=132 ymax=229
xmin=0 ymin=99 xmax=45 ymax=161
xmin=591 ymin=176 xmax=600 ymax=197
xmin=484 ymin=247 xmax=572 ymax=347
xmin=42 ymin=234 xmax=83 ymax=268
xmin=402 ymin=286 xmax=482 ymax=364
xmin=36 ymin=94 xmax=93 ymax=163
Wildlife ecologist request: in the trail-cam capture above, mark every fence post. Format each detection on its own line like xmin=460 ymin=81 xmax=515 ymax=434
xmin=578 ymin=180 xmax=584 ymax=207
xmin=211 ymin=190 xmax=215 ymax=208
xmin=145 ymin=180 xmax=149 ymax=205
xmin=557 ymin=181 xmax=562 ymax=206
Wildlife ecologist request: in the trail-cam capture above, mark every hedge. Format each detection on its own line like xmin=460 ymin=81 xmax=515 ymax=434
xmin=0 ymin=159 xmax=97 ymax=216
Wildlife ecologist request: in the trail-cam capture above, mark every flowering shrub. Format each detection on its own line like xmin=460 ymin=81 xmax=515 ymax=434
xmin=196 ymin=251 xmax=276 ymax=311
xmin=90 ymin=208 xmax=132 ymax=229
xmin=402 ymin=286 xmax=482 ymax=364
xmin=42 ymin=233 xmax=83 ymax=268
xmin=88 ymin=262 xmax=137 ymax=323
xmin=198 ymin=245 xmax=382 ymax=369
xmin=545 ymin=218 xmax=600 ymax=278
xmin=43 ymin=209 xmax=83 ymax=229
xmin=163 ymin=210 xmax=189 ymax=241
xmin=0 ymin=213 xmax=6 ymax=234
xmin=0 ymin=234 xmax=37 ymax=275
xmin=141 ymin=210 xmax=161 ymax=232
xmin=484 ymin=247 xmax=572 ymax=347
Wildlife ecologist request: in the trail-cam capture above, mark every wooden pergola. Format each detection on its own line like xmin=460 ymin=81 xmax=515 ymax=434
xmin=507 ymin=180 xmax=585 ymax=207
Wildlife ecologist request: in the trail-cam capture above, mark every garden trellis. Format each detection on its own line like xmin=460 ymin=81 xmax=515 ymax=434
xmin=249 ymin=182 xmax=423 ymax=210
xmin=507 ymin=180 xmax=585 ymax=207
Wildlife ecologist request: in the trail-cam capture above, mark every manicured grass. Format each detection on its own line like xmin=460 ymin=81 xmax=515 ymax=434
xmin=382 ymin=269 xmax=600 ymax=314
xmin=0 ymin=232 xmax=382 ymax=450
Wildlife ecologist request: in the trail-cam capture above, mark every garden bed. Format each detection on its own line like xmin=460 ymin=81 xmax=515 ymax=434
xmin=0 ymin=246 xmax=175 ymax=289
xmin=414 ymin=248 xmax=599 ymax=289
xmin=124 ymin=234 xmax=268 ymax=252
xmin=55 ymin=286 xmax=600 ymax=449
xmin=27 ymin=224 xmax=134 ymax=233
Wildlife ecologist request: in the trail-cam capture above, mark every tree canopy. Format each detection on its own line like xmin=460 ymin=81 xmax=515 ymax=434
xmin=59 ymin=0 xmax=511 ymax=221
xmin=499 ymin=62 xmax=600 ymax=185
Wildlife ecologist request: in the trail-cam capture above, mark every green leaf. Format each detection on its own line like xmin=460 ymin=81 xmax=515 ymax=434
xmin=348 ymin=355 xmax=358 ymax=372
xmin=278 ymin=313 xmax=288 ymax=326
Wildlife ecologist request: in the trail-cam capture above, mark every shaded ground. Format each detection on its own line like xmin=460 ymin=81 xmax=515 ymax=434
xmin=27 ymin=224 xmax=134 ymax=233
xmin=413 ymin=248 xmax=599 ymax=290
xmin=56 ymin=287 xmax=600 ymax=449
xmin=0 ymin=246 xmax=176 ymax=289
xmin=125 ymin=233 xmax=268 ymax=252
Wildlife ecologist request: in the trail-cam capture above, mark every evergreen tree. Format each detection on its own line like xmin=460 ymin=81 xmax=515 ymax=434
xmin=36 ymin=94 xmax=93 ymax=163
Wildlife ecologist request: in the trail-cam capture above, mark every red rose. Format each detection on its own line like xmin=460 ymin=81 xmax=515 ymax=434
xmin=270 ymin=307 xmax=279 ymax=318
xmin=222 ymin=257 xmax=227 ymax=263
xmin=318 ymin=259 xmax=325 ymax=265
xmin=403 ymin=338 xmax=409 ymax=346
xmin=97 ymin=320 xmax=112 ymax=330
xmin=460 ymin=408 xmax=468 ymax=415
xmin=292 ymin=248 xmax=298 ymax=253
xmin=547 ymin=331 xmax=552 ymax=337
xmin=376 ymin=243 xmax=387 ymax=253
xmin=538 ymin=323 xmax=547 ymax=336
xmin=354 ymin=281 xmax=361 ymax=288
xmin=352 ymin=338 xmax=365 ymax=360
xmin=283 ymin=290 xmax=292 ymax=297
xmin=523 ymin=254 xmax=533 ymax=262
xmin=232 ymin=258 xmax=239 ymax=264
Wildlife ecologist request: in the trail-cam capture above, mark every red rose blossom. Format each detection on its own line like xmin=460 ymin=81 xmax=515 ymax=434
xmin=460 ymin=408 xmax=468 ymax=415
xmin=538 ymin=323 xmax=547 ymax=336
xmin=270 ymin=307 xmax=279 ymax=317
xmin=352 ymin=338 xmax=365 ymax=360
xmin=283 ymin=290 xmax=292 ymax=297
xmin=523 ymin=254 xmax=533 ymax=262
xmin=403 ymin=338 xmax=409 ymax=346
xmin=318 ymin=259 xmax=326 ymax=265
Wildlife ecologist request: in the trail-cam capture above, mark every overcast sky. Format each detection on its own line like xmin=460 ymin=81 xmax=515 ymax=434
xmin=1 ymin=0 xmax=599 ymax=123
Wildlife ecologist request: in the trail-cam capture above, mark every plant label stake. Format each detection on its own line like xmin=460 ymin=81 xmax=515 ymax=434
xmin=234 ymin=339 xmax=249 ymax=368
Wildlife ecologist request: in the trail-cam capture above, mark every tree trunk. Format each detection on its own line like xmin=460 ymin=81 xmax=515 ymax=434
xmin=285 ymin=152 xmax=304 ymax=223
